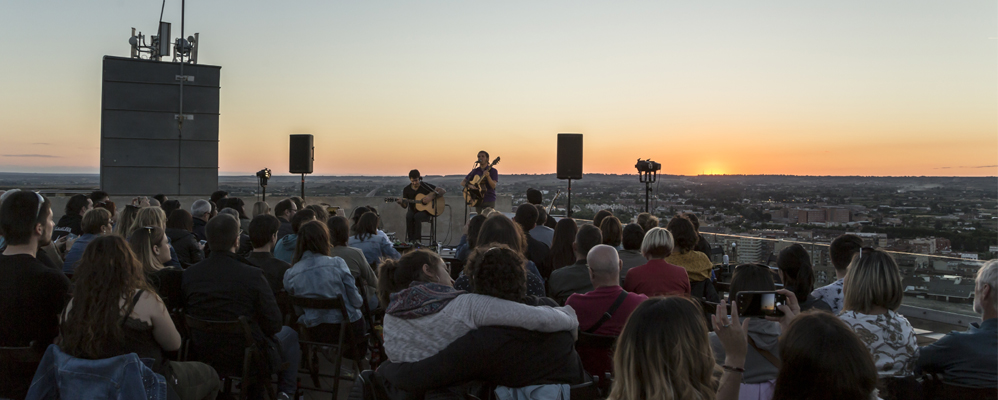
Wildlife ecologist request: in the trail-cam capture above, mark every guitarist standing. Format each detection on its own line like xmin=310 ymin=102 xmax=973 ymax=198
xmin=461 ymin=150 xmax=499 ymax=214
xmin=397 ymin=169 xmax=446 ymax=243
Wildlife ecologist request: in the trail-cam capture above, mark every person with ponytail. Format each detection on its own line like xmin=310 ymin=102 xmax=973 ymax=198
xmin=776 ymin=244 xmax=832 ymax=312
xmin=60 ymin=235 xmax=219 ymax=400
xmin=129 ymin=225 xmax=184 ymax=311
xmin=378 ymin=249 xmax=578 ymax=363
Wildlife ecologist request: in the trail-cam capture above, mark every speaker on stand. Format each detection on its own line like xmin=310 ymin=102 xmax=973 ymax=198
xmin=290 ymin=134 xmax=314 ymax=201
xmin=557 ymin=133 xmax=583 ymax=218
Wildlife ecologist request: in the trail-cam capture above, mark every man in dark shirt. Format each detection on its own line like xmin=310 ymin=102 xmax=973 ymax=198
xmin=52 ymin=193 xmax=91 ymax=240
xmin=182 ymin=214 xmax=300 ymax=399
xmin=527 ymin=188 xmax=557 ymax=229
xmin=0 ymin=191 xmax=71 ymax=399
xmin=547 ymin=224 xmax=601 ymax=305
xmin=274 ymin=198 xmax=297 ymax=240
xmin=460 ymin=151 xmax=499 ymax=214
xmin=513 ymin=203 xmax=550 ymax=278
xmin=396 ymin=169 xmax=445 ymax=243
xmin=245 ymin=214 xmax=291 ymax=297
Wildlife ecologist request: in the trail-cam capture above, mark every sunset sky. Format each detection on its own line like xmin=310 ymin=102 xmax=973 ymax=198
xmin=1 ymin=1 xmax=995 ymax=176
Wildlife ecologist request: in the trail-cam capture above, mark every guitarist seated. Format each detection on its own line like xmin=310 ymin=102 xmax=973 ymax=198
xmin=397 ymin=169 xmax=446 ymax=243
xmin=461 ymin=150 xmax=499 ymax=214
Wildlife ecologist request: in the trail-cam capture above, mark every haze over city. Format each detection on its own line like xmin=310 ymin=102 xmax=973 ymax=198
xmin=1 ymin=1 xmax=995 ymax=176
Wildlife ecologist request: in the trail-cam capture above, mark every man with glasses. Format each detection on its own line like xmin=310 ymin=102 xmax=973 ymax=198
xmin=0 ymin=191 xmax=71 ymax=399
xmin=190 ymin=199 xmax=212 ymax=242
xmin=274 ymin=198 xmax=297 ymax=240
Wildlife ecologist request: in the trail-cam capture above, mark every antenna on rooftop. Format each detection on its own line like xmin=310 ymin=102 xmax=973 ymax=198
xmin=128 ymin=0 xmax=199 ymax=64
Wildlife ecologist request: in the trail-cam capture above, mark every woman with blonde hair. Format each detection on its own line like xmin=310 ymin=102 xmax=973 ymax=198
xmin=128 ymin=206 xmax=182 ymax=268
xmin=838 ymin=248 xmax=917 ymax=378
xmin=251 ymin=201 xmax=271 ymax=217
xmin=129 ymin=226 xmax=183 ymax=310
xmin=112 ymin=204 xmax=140 ymax=237
xmin=609 ymin=296 xmax=747 ymax=400
xmin=623 ymin=227 xmax=691 ymax=297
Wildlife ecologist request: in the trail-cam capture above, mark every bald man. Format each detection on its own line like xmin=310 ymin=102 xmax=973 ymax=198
xmin=565 ymin=244 xmax=648 ymax=377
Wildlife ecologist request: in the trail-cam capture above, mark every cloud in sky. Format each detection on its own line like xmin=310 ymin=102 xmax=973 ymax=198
xmin=2 ymin=154 xmax=60 ymax=158
xmin=934 ymin=165 xmax=997 ymax=170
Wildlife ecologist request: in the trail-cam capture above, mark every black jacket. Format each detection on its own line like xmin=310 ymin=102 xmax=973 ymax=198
xmin=182 ymin=251 xmax=282 ymax=369
xmin=277 ymin=218 xmax=293 ymax=241
xmin=52 ymin=214 xmax=82 ymax=239
xmin=166 ymin=228 xmax=203 ymax=268
xmin=525 ymin=233 xmax=551 ymax=280
xmin=378 ymin=326 xmax=587 ymax=393
xmin=192 ymin=218 xmax=208 ymax=242
xmin=245 ymin=252 xmax=291 ymax=298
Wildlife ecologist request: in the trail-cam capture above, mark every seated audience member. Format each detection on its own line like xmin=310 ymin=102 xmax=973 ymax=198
xmin=166 ymin=209 xmax=204 ymax=267
xmin=129 ymin=206 xmax=181 ymax=268
xmin=530 ymin=205 xmax=555 ymax=246
xmin=547 ymin=224 xmax=602 ymax=304
xmin=710 ymin=264 xmax=782 ymax=399
xmin=182 ymin=214 xmax=301 ymax=399
xmin=777 ymin=244 xmax=832 ymax=312
xmin=838 ymin=248 xmax=916 ymax=377
xmin=327 ymin=216 xmax=379 ymax=307
xmin=453 ymin=215 xmax=546 ymax=297
xmin=0 ymin=191 xmax=71 ymax=399
xmin=513 ymin=203 xmax=550 ymax=277
xmin=62 ymin=207 xmax=112 ymax=274
xmin=60 ymin=235 xmax=219 ymax=400
xmin=545 ymin=218 xmax=578 ymax=275
xmin=915 ymin=259 xmax=997 ymax=389
xmin=453 ymin=214 xmax=486 ymax=263
xmin=93 ymin=197 xmax=116 ymax=222
xmin=349 ymin=212 xmax=401 ymax=266
xmin=130 ymin=226 xmax=184 ymax=311
xmin=771 ymin=311 xmax=879 ymax=400
xmin=113 ymin=204 xmax=140 ymax=237
xmin=526 ymin=187 xmax=557 ymax=229
xmin=245 ymin=214 xmax=291 ymax=298
xmin=162 ymin=199 xmax=181 ymax=218
xmin=149 ymin=198 xmax=162 ymax=208
xmin=378 ymin=249 xmax=578 ymax=362
xmin=636 ymin=212 xmax=659 ymax=233
xmin=348 ymin=206 xmax=389 ymax=240
xmin=566 ymin=245 xmax=648 ymax=376
xmin=89 ymin=190 xmax=110 ymax=206
xmin=190 ymin=199 xmax=212 ymax=242
xmin=251 ymin=201 xmax=271 ymax=217
xmin=218 ymin=208 xmax=254 ymax=256
xmin=289 ymin=196 xmax=304 ymax=211
xmin=153 ymin=194 xmax=168 ymax=204
xmin=53 ymin=194 xmax=92 ymax=239
xmin=617 ymin=223 xmax=647 ymax=279
xmin=608 ymin=296 xmax=748 ymax=400
xmin=224 ymin=197 xmax=250 ymax=234
xmin=209 ymin=190 xmax=228 ymax=205
xmin=304 ymin=204 xmax=329 ymax=225
xmin=600 ymin=215 xmax=623 ymax=249
xmin=812 ymin=234 xmax=862 ymax=314
xmin=274 ymin=209 xmax=316 ymax=264
xmin=623 ymin=227 xmax=691 ymax=297
xmin=663 ymin=215 xmax=714 ymax=283
xmin=284 ymin=221 xmax=367 ymax=360
xmin=380 ymin=245 xmax=587 ymax=397
xmin=592 ymin=209 xmax=613 ymax=231
xmin=686 ymin=213 xmax=713 ymax=259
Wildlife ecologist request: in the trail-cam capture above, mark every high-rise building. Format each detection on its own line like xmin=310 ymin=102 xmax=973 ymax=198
xmin=737 ymin=237 xmax=765 ymax=264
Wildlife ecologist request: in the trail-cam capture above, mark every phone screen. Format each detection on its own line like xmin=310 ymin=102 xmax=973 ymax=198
xmin=736 ymin=291 xmax=786 ymax=318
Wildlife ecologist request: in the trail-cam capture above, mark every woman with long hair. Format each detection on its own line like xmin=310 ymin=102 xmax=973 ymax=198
xmin=546 ymin=218 xmax=578 ymax=275
xmin=283 ymin=221 xmax=368 ymax=358
xmin=378 ymin=249 xmax=577 ymax=363
xmin=839 ymin=248 xmax=917 ymax=378
xmin=663 ymin=215 xmax=714 ymax=282
xmin=776 ymin=244 xmax=831 ymax=312
xmin=112 ymin=204 xmax=139 ymax=237
xmin=348 ymin=212 xmax=400 ymax=265
xmin=709 ymin=264 xmax=782 ymax=400
xmin=127 ymin=206 xmax=168 ymax=238
xmin=60 ymin=235 xmax=219 ymax=399
xmin=251 ymin=201 xmax=271 ymax=218
xmin=327 ymin=216 xmax=379 ymax=307
xmin=454 ymin=214 xmax=487 ymax=263
xmin=129 ymin=226 xmax=184 ymax=311
xmin=223 ymin=197 xmax=250 ymax=234
xmin=609 ymin=296 xmax=748 ymax=400
xmin=166 ymin=209 xmax=204 ymax=267
xmin=772 ymin=311 xmax=879 ymax=400
xmin=453 ymin=215 xmax=546 ymax=297
xmin=600 ymin=215 xmax=623 ymax=249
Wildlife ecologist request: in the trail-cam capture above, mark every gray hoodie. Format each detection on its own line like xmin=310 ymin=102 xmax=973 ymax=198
xmin=709 ymin=318 xmax=781 ymax=383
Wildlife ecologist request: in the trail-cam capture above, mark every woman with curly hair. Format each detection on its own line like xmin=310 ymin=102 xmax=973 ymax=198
xmin=453 ymin=215 xmax=546 ymax=297
xmin=59 ymin=235 xmax=219 ymax=400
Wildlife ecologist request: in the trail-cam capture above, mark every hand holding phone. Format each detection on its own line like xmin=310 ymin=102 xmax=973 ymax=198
xmin=736 ymin=291 xmax=787 ymax=318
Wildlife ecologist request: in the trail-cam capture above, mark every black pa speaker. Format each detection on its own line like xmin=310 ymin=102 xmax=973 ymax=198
xmin=289 ymin=134 xmax=314 ymax=174
xmin=557 ymin=133 xmax=583 ymax=180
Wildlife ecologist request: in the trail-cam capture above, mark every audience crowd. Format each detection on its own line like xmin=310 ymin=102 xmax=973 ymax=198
xmin=0 ymin=187 xmax=994 ymax=400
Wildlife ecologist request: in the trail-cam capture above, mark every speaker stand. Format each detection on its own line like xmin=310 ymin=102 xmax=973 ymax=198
xmin=566 ymin=178 xmax=573 ymax=218
xmin=300 ymin=173 xmax=306 ymax=201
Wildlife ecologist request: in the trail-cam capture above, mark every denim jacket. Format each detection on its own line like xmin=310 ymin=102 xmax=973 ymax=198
xmin=62 ymin=234 xmax=96 ymax=274
xmin=348 ymin=234 xmax=401 ymax=265
xmin=283 ymin=251 xmax=364 ymax=326
xmin=26 ymin=344 xmax=168 ymax=400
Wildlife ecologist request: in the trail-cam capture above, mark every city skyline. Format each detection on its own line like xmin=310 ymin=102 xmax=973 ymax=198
xmin=1 ymin=1 xmax=995 ymax=176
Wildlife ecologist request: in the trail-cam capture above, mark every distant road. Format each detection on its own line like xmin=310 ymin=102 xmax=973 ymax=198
xmin=366 ymin=185 xmax=382 ymax=197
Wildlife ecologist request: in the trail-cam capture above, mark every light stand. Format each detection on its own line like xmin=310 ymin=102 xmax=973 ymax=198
xmin=256 ymin=168 xmax=271 ymax=201
xmin=635 ymin=159 xmax=661 ymax=213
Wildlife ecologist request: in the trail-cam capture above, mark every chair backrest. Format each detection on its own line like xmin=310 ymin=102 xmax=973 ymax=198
xmin=575 ymin=332 xmax=616 ymax=350
xmin=288 ymin=294 xmax=350 ymax=322
xmin=0 ymin=343 xmax=41 ymax=365
xmin=183 ymin=315 xmax=255 ymax=347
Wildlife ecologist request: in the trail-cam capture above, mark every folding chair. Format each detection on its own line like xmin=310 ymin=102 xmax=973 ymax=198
xmin=289 ymin=295 xmax=359 ymax=399
xmin=184 ymin=315 xmax=277 ymax=400
xmin=0 ymin=342 xmax=41 ymax=399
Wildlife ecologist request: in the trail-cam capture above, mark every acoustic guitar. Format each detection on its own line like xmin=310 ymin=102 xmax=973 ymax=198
xmin=385 ymin=194 xmax=446 ymax=217
xmin=463 ymin=157 xmax=501 ymax=207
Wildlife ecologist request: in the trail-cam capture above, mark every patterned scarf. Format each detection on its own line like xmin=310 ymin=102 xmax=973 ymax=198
xmin=386 ymin=282 xmax=465 ymax=319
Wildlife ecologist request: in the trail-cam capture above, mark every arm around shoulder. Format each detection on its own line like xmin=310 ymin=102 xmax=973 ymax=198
xmin=463 ymin=294 xmax=578 ymax=332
